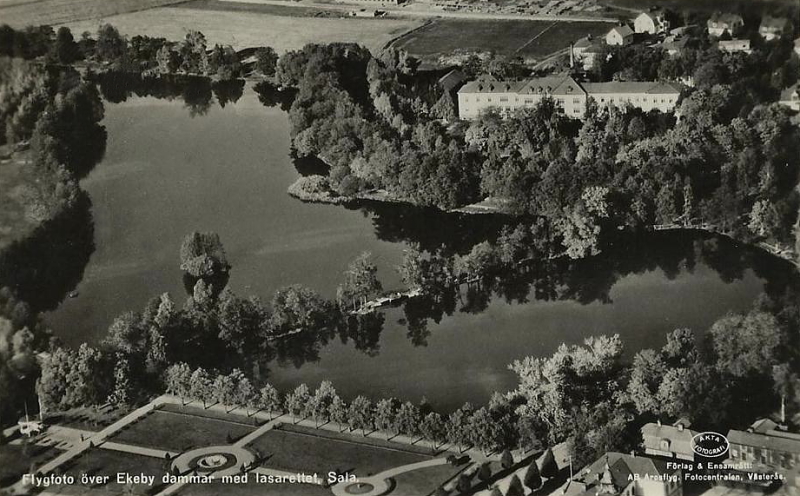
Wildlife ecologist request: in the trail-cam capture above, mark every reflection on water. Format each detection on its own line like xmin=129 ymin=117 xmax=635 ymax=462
xmin=40 ymin=80 xmax=794 ymax=409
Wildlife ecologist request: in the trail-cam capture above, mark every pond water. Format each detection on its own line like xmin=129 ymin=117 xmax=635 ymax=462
xmin=42 ymin=84 xmax=790 ymax=410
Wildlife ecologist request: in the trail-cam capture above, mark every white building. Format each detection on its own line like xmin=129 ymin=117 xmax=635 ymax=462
xmin=456 ymin=75 xmax=681 ymax=120
xmin=707 ymin=12 xmax=744 ymax=37
xmin=573 ymin=37 xmax=604 ymax=70
xmin=780 ymin=84 xmax=800 ymax=112
xmin=759 ymin=16 xmax=791 ymax=41
xmin=717 ymin=39 xmax=752 ymax=54
xmin=634 ymin=10 xmax=670 ymax=34
xmin=662 ymin=35 xmax=689 ymax=58
xmin=606 ymin=25 xmax=635 ymax=46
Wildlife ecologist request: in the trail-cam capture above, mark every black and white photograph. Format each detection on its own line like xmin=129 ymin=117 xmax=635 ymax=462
xmin=1 ymin=0 xmax=800 ymax=494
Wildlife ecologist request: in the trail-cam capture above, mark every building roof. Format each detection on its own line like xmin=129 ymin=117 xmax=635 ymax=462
xmin=608 ymin=25 xmax=634 ymax=38
xmin=727 ymin=428 xmax=800 ymax=454
xmin=751 ymin=418 xmax=779 ymax=434
xmin=708 ymin=12 xmax=743 ymax=27
xmin=574 ymin=37 xmax=593 ymax=49
xmin=562 ymin=452 xmax=678 ymax=496
xmin=458 ymin=76 xmax=681 ymax=97
xmin=760 ymin=16 xmax=790 ymax=31
xmin=438 ymin=69 xmax=466 ymax=93
xmin=642 ymin=422 xmax=697 ymax=455
xmin=582 ymin=81 xmax=680 ymax=94
xmin=663 ymin=35 xmax=689 ymax=52
xmin=718 ymin=39 xmax=750 ymax=47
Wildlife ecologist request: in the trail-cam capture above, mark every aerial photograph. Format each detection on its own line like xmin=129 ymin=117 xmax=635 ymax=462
xmin=0 ymin=0 xmax=799 ymax=494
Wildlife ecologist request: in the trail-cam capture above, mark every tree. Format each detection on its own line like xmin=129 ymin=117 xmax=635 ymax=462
xmin=348 ymin=395 xmax=373 ymax=436
xmin=469 ymin=407 xmax=501 ymax=455
xmin=165 ymin=363 xmax=192 ymax=404
xmin=329 ymin=395 xmax=348 ymax=431
xmin=285 ymin=384 xmax=311 ymax=422
xmin=506 ymin=474 xmax=524 ymax=496
xmin=233 ymin=372 xmax=256 ymax=413
xmin=51 ymin=27 xmax=79 ymax=64
xmin=420 ymin=412 xmax=445 ymax=450
xmin=555 ymin=205 xmax=601 ymax=259
xmin=337 ymin=252 xmax=383 ymax=311
xmin=95 ymin=24 xmax=127 ymax=62
xmin=189 ymin=367 xmax=213 ymax=408
xmin=456 ymin=474 xmax=471 ymax=493
xmin=179 ymin=30 xmax=208 ymax=74
xmin=524 ymin=457 xmax=542 ymax=490
xmin=446 ymin=404 xmax=472 ymax=453
xmin=375 ymin=398 xmax=398 ymax=434
xmin=180 ymin=231 xmax=231 ymax=279
xmin=709 ymin=311 xmax=786 ymax=379
xmin=108 ymin=355 xmax=133 ymax=406
xmin=308 ymin=381 xmax=337 ymax=428
xmin=490 ymin=488 xmax=503 ymax=496
xmin=269 ymin=285 xmax=326 ymax=334
xmin=478 ymin=462 xmax=492 ymax=482
xmin=258 ymin=384 xmax=282 ymax=419
xmin=500 ymin=449 xmax=514 ymax=469
xmin=394 ymin=401 xmax=420 ymax=438
xmin=211 ymin=371 xmax=239 ymax=410
xmin=255 ymin=47 xmax=279 ymax=77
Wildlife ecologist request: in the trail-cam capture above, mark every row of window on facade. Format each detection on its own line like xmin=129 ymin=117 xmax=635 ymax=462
xmin=462 ymin=96 xmax=676 ymax=104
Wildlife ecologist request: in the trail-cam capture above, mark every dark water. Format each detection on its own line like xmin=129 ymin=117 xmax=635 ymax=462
xmin=41 ymin=85 xmax=788 ymax=410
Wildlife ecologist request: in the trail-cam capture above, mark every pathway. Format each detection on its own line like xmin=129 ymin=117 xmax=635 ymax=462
xmin=330 ymin=458 xmax=450 ymax=496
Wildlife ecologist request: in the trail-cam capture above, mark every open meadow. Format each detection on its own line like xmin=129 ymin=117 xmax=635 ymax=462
xmin=0 ymin=0 xmax=186 ymax=28
xmin=393 ymin=18 xmax=611 ymax=63
xmin=64 ymin=5 xmax=423 ymax=53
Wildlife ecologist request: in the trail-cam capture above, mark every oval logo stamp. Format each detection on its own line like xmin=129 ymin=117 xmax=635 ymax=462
xmin=691 ymin=432 xmax=730 ymax=458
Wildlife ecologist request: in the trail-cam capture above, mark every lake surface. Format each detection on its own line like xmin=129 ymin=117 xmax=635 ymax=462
xmin=43 ymin=85 xmax=786 ymax=410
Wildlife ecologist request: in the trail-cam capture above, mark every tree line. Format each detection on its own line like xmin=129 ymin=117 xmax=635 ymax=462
xmin=0 ymin=23 xmax=279 ymax=80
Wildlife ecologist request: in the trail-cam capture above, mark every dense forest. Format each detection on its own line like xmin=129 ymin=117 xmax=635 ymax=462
xmin=280 ymin=36 xmax=800 ymax=259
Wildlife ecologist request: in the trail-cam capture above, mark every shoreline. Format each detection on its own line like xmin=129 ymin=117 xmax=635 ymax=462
xmin=287 ymin=174 xmax=800 ymax=268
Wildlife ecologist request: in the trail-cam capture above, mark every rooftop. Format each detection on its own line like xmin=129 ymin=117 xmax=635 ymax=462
xmin=608 ymin=25 xmax=634 ymax=38
xmin=760 ymin=16 xmax=790 ymax=30
xmin=708 ymin=12 xmax=743 ymax=26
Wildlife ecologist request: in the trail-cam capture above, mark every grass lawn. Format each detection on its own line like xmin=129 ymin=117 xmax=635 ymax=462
xmin=393 ymin=18 xmax=610 ymax=61
xmin=159 ymin=403 xmax=261 ymax=427
xmin=65 ymin=6 xmax=423 ymax=53
xmin=390 ymin=463 xmax=464 ymax=496
xmin=111 ymin=410 xmax=256 ymax=452
xmin=181 ymin=479 xmax=333 ymax=496
xmin=0 ymin=442 xmax=62 ymax=487
xmin=58 ymin=448 xmax=170 ymax=495
xmin=248 ymin=424 xmax=431 ymax=477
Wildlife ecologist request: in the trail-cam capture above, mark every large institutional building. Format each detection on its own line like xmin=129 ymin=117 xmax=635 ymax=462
xmin=456 ymin=75 xmax=681 ymax=120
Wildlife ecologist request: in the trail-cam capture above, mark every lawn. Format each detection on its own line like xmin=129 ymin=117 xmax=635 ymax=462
xmin=0 ymin=442 xmax=63 ymax=487
xmin=390 ymin=463 xmax=464 ymax=496
xmin=181 ymin=479 xmax=334 ymax=496
xmin=57 ymin=448 xmax=170 ymax=495
xmin=247 ymin=424 xmax=431 ymax=477
xmin=111 ymin=409 xmax=256 ymax=452
xmin=64 ymin=6 xmax=423 ymax=54
xmin=0 ymin=0 xmax=187 ymax=28
xmin=393 ymin=18 xmax=610 ymax=62
xmin=159 ymin=403 xmax=261 ymax=426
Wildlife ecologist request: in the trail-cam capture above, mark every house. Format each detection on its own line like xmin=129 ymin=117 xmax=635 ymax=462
xmin=717 ymin=39 xmax=752 ymax=54
xmin=457 ymin=75 xmax=681 ymax=120
xmin=779 ymin=83 xmax=799 ymax=112
xmin=606 ymin=25 xmax=634 ymax=46
xmin=662 ymin=35 xmax=689 ymax=57
xmin=759 ymin=16 xmax=791 ymax=41
xmin=727 ymin=418 xmax=800 ymax=471
xmin=560 ymin=452 xmax=683 ymax=496
xmin=707 ymin=12 xmax=744 ymax=37
xmin=634 ymin=10 xmax=670 ymax=34
xmin=642 ymin=419 xmax=698 ymax=461
xmin=573 ymin=37 xmax=604 ymax=70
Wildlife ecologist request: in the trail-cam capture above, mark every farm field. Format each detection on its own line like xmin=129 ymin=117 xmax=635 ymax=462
xmin=0 ymin=0 xmax=187 ymax=28
xmin=64 ymin=6 xmax=423 ymax=53
xmin=111 ymin=409 xmax=257 ymax=452
xmin=393 ymin=18 xmax=611 ymax=62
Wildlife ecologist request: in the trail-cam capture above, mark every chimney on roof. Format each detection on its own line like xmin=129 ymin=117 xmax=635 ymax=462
xmin=677 ymin=423 xmax=684 ymax=432
xmin=657 ymin=419 xmax=662 ymax=426
xmin=569 ymin=43 xmax=574 ymax=68
xmin=630 ymin=451 xmax=636 ymax=457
